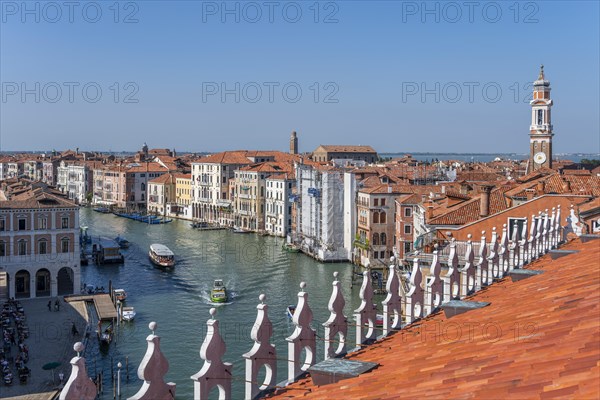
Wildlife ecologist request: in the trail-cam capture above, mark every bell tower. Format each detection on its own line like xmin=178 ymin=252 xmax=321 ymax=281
xmin=529 ymin=65 xmax=553 ymax=171
xmin=290 ymin=131 xmax=298 ymax=155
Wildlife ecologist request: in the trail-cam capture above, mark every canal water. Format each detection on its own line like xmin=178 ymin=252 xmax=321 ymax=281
xmin=79 ymin=208 xmax=378 ymax=399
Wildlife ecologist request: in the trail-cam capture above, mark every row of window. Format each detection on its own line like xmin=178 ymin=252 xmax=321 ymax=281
xmin=0 ymin=237 xmax=71 ymax=256
xmin=0 ymin=217 xmax=70 ymax=231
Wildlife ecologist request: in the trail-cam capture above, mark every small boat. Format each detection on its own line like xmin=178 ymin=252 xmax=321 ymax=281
xmin=286 ymin=305 xmax=296 ymax=319
xmin=210 ymin=279 xmax=228 ymax=303
xmin=99 ymin=323 xmax=113 ymax=345
xmin=115 ymin=236 xmax=130 ymax=249
xmin=282 ymin=243 xmax=300 ymax=253
xmin=113 ymin=289 xmax=127 ymax=302
xmin=233 ymin=226 xmax=250 ymax=233
xmin=149 ymin=244 xmax=175 ymax=268
xmin=93 ymin=207 xmax=110 ymax=213
xmin=121 ymin=307 xmax=136 ymax=321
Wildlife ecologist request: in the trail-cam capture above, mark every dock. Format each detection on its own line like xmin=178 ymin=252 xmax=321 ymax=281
xmin=65 ymin=294 xmax=118 ymax=321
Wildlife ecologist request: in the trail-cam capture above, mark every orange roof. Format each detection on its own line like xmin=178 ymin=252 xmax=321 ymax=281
xmin=268 ymin=239 xmax=600 ymax=399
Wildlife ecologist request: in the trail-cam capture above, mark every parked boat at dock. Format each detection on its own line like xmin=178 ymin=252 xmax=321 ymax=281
xmin=121 ymin=307 xmax=136 ymax=321
xmin=113 ymin=211 xmax=172 ymax=224
xmin=113 ymin=288 xmax=127 ymax=302
xmin=149 ymin=244 xmax=175 ymax=268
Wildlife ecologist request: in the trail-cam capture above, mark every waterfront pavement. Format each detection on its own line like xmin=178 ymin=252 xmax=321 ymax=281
xmin=3 ymin=298 xmax=88 ymax=400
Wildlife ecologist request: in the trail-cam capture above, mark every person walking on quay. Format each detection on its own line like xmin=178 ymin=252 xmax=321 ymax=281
xmin=54 ymin=299 xmax=60 ymax=311
xmin=47 ymin=300 xmax=52 ymax=311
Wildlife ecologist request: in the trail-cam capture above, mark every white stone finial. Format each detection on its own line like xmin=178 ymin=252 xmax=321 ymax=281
xmin=128 ymin=322 xmax=176 ymax=400
xmin=209 ymin=308 xmax=216 ymax=319
xmin=259 ymin=294 xmax=266 ymax=304
xmin=467 ymin=233 xmax=472 ymax=240
xmin=59 ymin=342 xmax=96 ymax=400
xmin=74 ymin=342 xmax=84 ymax=357
xmin=300 ymin=282 xmax=306 ymax=292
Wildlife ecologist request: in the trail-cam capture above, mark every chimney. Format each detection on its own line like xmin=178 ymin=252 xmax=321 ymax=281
xmin=425 ymin=203 xmax=434 ymax=221
xmin=479 ymin=184 xmax=494 ymax=218
xmin=525 ymin=188 xmax=535 ymax=201
xmin=536 ymin=180 xmax=545 ymax=196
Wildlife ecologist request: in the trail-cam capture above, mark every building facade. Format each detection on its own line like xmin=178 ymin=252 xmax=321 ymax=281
xmin=265 ymin=175 xmax=294 ymax=237
xmin=0 ymin=182 xmax=80 ymax=299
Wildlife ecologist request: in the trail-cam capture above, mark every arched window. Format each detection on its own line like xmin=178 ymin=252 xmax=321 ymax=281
xmin=380 ymin=233 xmax=387 ymax=245
xmin=38 ymin=239 xmax=48 ymax=255
xmin=61 ymin=237 xmax=70 ymax=253
xmin=373 ymin=212 xmax=379 ymax=224
xmin=372 ymin=233 xmax=379 ymax=246
xmin=380 ymin=212 xmax=387 ymax=224
xmin=0 ymin=241 xmax=6 ymax=257
xmin=141 ymin=182 xmax=146 ymax=191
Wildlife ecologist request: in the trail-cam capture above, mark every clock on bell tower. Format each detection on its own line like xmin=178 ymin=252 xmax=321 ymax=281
xmin=529 ymin=65 xmax=553 ymax=171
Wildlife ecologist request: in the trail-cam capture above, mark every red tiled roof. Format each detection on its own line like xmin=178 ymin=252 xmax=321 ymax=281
xmin=429 ymin=187 xmax=511 ymax=225
xmin=315 ymin=145 xmax=377 ymax=153
xmin=268 ymin=239 xmax=600 ymax=399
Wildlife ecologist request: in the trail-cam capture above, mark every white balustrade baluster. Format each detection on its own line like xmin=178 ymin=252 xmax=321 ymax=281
xmin=475 ymin=232 xmax=487 ymax=290
xmin=498 ymin=224 xmax=509 ymax=276
xmin=442 ymin=238 xmax=460 ymax=303
xmin=404 ymin=257 xmax=424 ymax=324
xmin=323 ymin=272 xmax=348 ymax=359
xmin=243 ymin=294 xmax=277 ymax=400
xmin=459 ymin=236 xmax=475 ymax=298
xmin=382 ymin=259 xmax=402 ymax=336
xmin=191 ymin=310 xmax=232 ymax=400
xmin=286 ymin=282 xmax=316 ymax=383
xmin=424 ymin=247 xmax=443 ymax=316
xmin=486 ymin=227 xmax=498 ymax=284
xmin=129 ymin=322 xmax=176 ymax=400
xmin=354 ymin=270 xmax=377 ymax=346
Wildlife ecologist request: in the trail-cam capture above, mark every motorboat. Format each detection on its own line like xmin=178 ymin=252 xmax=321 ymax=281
xmin=232 ymin=226 xmax=250 ymax=233
xmin=115 ymin=236 xmax=130 ymax=249
xmin=149 ymin=244 xmax=175 ymax=268
xmin=282 ymin=243 xmax=300 ymax=253
xmin=210 ymin=279 xmax=228 ymax=303
xmin=121 ymin=307 xmax=136 ymax=321
xmin=93 ymin=207 xmax=110 ymax=213
xmin=286 ymin=305 xmax=296 ymax=319
xmin=113 ymin=289 xmax=127 ymax=302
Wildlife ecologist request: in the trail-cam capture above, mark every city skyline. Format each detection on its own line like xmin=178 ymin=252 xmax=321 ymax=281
xmin=1 ymin=1 xmax=599 ymax=153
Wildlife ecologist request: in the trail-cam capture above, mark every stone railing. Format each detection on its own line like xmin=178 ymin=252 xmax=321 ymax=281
xmin=60 ymin=205 xmax=575 ymax=400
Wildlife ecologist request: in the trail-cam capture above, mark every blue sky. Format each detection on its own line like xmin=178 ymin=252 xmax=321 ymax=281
xmin=1 ymin=0 xmax=598 ymax=154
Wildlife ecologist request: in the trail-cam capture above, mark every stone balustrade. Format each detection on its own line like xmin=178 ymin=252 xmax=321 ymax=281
xmin=60 ymin=205 xmax=574 ymax=400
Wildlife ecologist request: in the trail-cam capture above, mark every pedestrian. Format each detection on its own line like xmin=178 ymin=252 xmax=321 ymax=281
xmin=55 ymin=299 xmax=60 ymax=311
xmin=47 ymin=300 xmax=52 ymax=311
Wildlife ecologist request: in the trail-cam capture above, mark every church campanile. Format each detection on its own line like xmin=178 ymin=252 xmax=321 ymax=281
xmin=529 ymin=65 xmax=554 ymax=171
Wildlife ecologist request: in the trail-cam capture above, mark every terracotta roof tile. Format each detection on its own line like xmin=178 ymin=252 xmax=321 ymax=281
xmin=267 ymin=239 xmax=600 ymax=400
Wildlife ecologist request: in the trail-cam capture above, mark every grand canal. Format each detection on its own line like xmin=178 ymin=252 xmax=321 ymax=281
xmin=79 ymin=208 xmax=376 ymax=399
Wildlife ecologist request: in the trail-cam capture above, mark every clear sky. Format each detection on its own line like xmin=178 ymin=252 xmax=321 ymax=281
xmin=1 ymin=0 xmax=598 ymax=154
